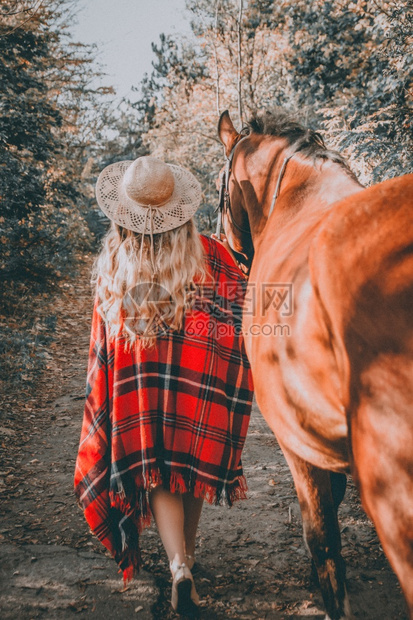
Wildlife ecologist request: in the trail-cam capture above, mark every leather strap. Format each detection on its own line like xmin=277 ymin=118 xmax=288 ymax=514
xmin=268 ymin=154 xmax=294 ymax=218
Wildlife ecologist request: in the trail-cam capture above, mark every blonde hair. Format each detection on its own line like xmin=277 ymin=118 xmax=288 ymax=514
xmin=92 ymin=219 xmax=209 ymax=348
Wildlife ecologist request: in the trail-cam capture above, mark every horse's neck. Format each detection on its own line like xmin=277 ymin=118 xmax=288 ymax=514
xmin=248 ymin=154 xmax=363 ymax=242
xmin=302 ymin=159 xmax=363 ymax=210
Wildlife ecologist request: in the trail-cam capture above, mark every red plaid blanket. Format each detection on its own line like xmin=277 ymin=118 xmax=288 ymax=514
xmin=74 ymin=235 xmax=253 ymax=581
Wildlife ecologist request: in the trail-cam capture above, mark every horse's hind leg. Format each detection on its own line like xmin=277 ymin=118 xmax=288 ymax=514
xmin=310 ymin=472 xmax=347 ymax=585
xmin=330 ymin=472 xmax=347 ymax=511
xmin=280 ymin=442 xmax=352 ymax=620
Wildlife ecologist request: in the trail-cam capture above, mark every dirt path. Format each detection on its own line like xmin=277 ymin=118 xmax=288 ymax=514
xmin=0 ymin=254 xmax=408 ymax=619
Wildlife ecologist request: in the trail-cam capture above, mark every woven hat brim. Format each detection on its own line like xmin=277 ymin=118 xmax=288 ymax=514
xmin=95 ymin=160 xmax=202 ymax=234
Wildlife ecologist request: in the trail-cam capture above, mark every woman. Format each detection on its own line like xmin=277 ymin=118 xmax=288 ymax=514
xmin=74 ymin=155 xmax=253 ymax=615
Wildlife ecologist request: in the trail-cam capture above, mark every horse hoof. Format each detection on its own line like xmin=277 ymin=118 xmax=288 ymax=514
xmin=324 ymin=588 xmax=353 ymax=620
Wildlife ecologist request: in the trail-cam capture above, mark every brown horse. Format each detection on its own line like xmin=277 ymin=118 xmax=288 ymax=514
xmin=217 ymin=109 xmax=413 ymax=619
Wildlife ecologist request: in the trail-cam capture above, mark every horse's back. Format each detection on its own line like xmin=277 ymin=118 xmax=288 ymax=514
xmin=311 ymin=173 xmax=413 ymax=385
xmin=312 ymin=173 xmax=413 ymax=606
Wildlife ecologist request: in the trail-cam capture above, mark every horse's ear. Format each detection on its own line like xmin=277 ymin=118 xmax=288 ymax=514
xmin=218 ymin=110 xmax=240 ymax=157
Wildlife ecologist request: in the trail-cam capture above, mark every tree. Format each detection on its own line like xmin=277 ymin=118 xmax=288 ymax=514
xmin=278 ymin=0 xmax=413 ymax=182
xmin=0 ymin=0 xmax=116 ymax=281
xmin=139 ymin=1 xmax=291 ymax=229
xmin=133 ymin=0 xmax=412 ymax=214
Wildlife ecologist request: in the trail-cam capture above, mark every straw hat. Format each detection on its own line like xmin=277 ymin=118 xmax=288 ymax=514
xmin=95 ymin=156 xmax=202 ymax=234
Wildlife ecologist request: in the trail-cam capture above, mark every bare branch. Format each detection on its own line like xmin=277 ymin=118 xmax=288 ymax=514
xmin=149 ymin=129 xmax=221 ymax=145
xmin=237 ymin=0 xmax=244 ymax=126
xmin=213 ymin=0 xmax=221 ymax=117
xmin=370 ymin=0 xmax=394 ymax=19
xmin=0 ymin=0 xmax=44 ymax=37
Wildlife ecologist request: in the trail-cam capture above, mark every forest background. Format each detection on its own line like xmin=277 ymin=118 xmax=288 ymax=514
xmin=0 ymin=0 xmax=412 ymax=393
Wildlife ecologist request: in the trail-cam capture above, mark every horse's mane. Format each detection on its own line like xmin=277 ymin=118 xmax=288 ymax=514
xmin=245 ymin=109 xmax=356 ymax=178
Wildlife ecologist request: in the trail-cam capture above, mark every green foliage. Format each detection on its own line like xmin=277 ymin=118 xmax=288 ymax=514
xmin=0 ymin=0 xmax=118 ymax=387
xmin=0 ymin=0 xmax=114 ymax=281
xmin=0 ymin=12 xmax=64 ymax=269
xmin=278 ymin=0 xmax=413 ymax=182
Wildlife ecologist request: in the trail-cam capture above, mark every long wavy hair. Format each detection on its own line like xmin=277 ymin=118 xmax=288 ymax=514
xmin=92 ymin=219 xmax=208 ymax=348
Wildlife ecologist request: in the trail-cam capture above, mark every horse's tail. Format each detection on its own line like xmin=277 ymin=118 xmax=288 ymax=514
xmin=311 ymin=173 xmax=413 ymax=612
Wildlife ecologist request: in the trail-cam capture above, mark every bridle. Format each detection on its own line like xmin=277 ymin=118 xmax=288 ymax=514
xmin=216 ymin=134 xmax=294 ymax=273
xmin=216 ymin=135 xmax=250 ymax=239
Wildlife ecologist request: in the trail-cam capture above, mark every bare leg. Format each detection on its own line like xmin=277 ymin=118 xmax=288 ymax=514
xmin=149 ymin=486 xmax=186 ymax=564
xmin=149 ymin=486 xmax=201 ymax=613
xmin=149 ymin=488 xmax=204 ymax=563
xmin=183 ymin=493 xmax=204 ymax=560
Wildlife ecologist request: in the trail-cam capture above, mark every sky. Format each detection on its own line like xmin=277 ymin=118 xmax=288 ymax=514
xmin=71 ymin=0 xmax=192 ymax=100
